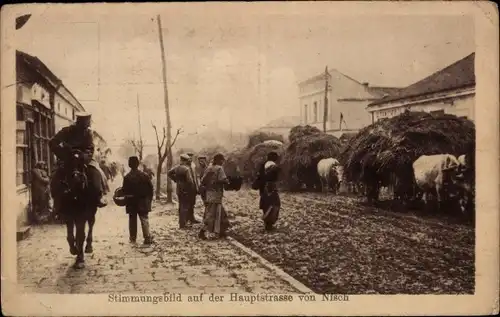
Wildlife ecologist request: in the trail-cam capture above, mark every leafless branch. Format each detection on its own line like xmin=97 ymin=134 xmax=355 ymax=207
xmin=171 ymin=128 xmax=182 ymax=148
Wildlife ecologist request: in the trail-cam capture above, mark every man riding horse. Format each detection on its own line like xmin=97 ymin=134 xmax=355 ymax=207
xmin=49 ymin=112 xmax=108 ymax=209
xmin=49 ymin=112 xmax=108 ymax=268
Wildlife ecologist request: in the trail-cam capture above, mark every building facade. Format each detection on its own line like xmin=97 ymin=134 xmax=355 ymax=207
xmin=367 ymin=53 xmax=475 ymax=123
xmin=298 ymin=68 xmax=400 ymax=136
xmin=16 ymin=50 xmax=85 ymax=229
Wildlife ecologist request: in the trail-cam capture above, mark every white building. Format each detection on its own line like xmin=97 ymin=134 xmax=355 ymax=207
xmin=54 ymin=85 xmax=85 ymax=132
xmin=367 ymin=53 xmax=475 ymax=123
xmin=15 ymin=50 xmax=86 ymax=237
xmin=298 ymin=68 xmax=400 ymax=138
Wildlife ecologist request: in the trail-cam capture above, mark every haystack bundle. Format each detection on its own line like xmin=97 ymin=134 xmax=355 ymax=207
xmin=341 ymin=111 xmax=475 ymax=188
xmin=241 ymin=142 xmax=285 ymax=182
xmin=246 ymin=131 xmax=285 ymax=149
xmin=281 ymin=128 xmax=342 ymax=191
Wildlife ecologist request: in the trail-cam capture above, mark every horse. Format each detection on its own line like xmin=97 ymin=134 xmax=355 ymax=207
xmin=60 ymin=149 xmax=100 ymax=269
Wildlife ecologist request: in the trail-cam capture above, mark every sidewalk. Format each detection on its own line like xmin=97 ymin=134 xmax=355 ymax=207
xmin=16 ymin=193 xmax=302 ymax=294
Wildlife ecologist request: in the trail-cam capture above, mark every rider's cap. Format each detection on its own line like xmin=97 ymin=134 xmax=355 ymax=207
xmin=180 ymin=154 xmax=190 ymax=161
xmin=75 ymin=112 xmax=91 ymax=121
xmin=198 ymin=155 xmax=207 ymax=159
xmin=186 ymin=152 xmax=194 ymax=157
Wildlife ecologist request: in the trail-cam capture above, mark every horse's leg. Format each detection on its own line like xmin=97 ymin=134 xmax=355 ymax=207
xmin=85 ymin=208 xmax=97 ymax=253
xmin=65 ymin=216 xmax=78 ymax=255
xmin=74 ymin=214 xmax=86 ymax=269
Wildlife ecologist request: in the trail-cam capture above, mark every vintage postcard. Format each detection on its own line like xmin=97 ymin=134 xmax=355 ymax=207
xmin=1 ymin=1 xmax=499 ymax=316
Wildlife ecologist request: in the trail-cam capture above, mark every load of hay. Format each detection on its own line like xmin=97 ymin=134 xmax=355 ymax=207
xmin=341 ymin=111 xmax=475 ymax=199
xmin=246 ymin=131 xmax=285 ymax=149
xmin=281 ymin=125 xmax=342 ymax=191
xmin=240 ymin=141 xmax=285 ymax=182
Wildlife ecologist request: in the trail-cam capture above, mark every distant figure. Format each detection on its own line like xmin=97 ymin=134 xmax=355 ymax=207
xmin=198 ymin=153 xmax=230 ymax=240
xmin=167 ymin=154 xmax=197 ymax=229
xmin=254 ymin=152 xmax=281 ymax=231
xmin=142 ymin=164 xmax=155 ymax=181
xmin=197 ymin=156 xmax=209 ymax=203
xmin=31 ymin=161 xmax=52 ymax=223
xmin=122 ymin=156 xmax=154 ymax=245
xmin=186 ymin=153 xmax=200 ymax=224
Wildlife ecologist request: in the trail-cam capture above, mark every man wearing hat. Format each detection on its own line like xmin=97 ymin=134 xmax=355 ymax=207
xmin=49 ymin=112 xmax=108 ymax=208
xmin=186 ymin=152 xmax=200 ymax=224
xmin=122 ymin=156 xmax=154 ymax=245
xmin=196 ymin=156 xmax=208 ymax=203
xmin=167 ymin=154 xmax=197 ymax=229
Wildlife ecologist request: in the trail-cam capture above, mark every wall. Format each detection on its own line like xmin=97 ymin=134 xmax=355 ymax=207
xmin=371 ymin=92 xmax=475 ymax=123
xmin=54 ymin=92 xmax=76 ymax=132
xmin=299 ymin=70 xmax=378 ymax=131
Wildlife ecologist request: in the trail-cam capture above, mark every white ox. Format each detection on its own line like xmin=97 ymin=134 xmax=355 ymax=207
xmin=412 ymin=154 xmax=461 ymax=211
xmin=317 ymin=158 xmax=343 ymax=194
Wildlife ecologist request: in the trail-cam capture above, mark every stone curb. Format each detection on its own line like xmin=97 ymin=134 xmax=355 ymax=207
xmin=227 ymin=236 xmax=316 ymax=294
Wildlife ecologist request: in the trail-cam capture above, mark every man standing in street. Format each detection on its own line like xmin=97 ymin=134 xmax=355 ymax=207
xmin=167 ymin=154 xmax=197 ymax=229
xmin=186 ymin=152 xmax=200 ymax=224
xmin=197 ymin=156 xmax=209 ymax=204
xmin=122 ymin=156 xmax=154 ymax=245
xmin=31 ymin=161 xmax=51 ymax=224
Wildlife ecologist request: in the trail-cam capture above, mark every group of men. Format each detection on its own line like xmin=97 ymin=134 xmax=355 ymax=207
xmin=34 ymin=110 xmax=283 ymax=246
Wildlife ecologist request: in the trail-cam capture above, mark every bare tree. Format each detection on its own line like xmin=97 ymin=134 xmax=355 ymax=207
xmin=128 ymin=139 xmax=144 ymax=162
xmin=152 ymin=123 xmax=182 ymax=201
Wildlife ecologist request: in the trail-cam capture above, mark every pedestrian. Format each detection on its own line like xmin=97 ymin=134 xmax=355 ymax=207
xmin=167 ymin=154 xmax=197 ymax=229
xmin=198 ymin=153 xmax=230 ymax=240
xmin=122 ymin=156 xmax=154 ymax=245
xmin=254 ymin=151 xmax=281 ymax=231
xmin=31 ymin=161 xmax=52 ymax=224
xmin=197 ymin=156 xmax=209 ymax=203
xmin=186 ymin=153 xmax=201 ymax=223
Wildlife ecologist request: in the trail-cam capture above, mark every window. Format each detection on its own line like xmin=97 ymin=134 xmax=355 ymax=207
xmin=313 ymin=102 xmax=318 ymax=122
xmin=72 ymin=108 xmax=75 ymax=120
xmin=58 ymin=102 xmax=61 ymax=111
xmin=65 ymin=107 xmax=67 ymax=115
xmin=16 ymin=105 xmax=28 ymax=187
xmin=304 ymin=104 xmax=308 ymax=123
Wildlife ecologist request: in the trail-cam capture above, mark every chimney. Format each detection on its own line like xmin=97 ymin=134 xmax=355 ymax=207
xmin=362 ymin=82 xmax=369 ymax=87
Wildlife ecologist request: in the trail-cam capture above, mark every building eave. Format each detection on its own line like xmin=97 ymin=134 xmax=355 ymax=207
xmin=366 ymin=87 xmax=475 ymax=113
xmin=367 ymin=84 xmax=476 ymax=108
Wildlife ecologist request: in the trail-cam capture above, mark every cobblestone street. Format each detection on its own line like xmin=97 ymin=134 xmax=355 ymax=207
xmin=17 ymin=178 xmax=303 ymax=294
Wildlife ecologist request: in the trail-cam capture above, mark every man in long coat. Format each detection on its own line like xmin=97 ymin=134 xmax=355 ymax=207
xmin=167 ymin=154 xmax=197 ymax=229
xmin=122 ymin=156 xmax=154 ymax=244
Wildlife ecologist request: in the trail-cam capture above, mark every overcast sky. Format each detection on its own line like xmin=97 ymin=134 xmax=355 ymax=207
xmin=15 ymin=6 xmax=474 ymax=152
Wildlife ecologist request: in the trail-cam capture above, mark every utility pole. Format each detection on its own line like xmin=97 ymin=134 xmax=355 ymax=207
xmin=136 ymin=93 xmax=144 ymax=161
xmin=323 ymin=66 xmax=329 ymax=133
xmin=157 ymin=14 xmax=174 ymax=203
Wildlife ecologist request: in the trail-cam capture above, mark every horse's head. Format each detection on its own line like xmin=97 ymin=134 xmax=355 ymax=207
xmin=65 ymin=150 xmax=88 ymax=197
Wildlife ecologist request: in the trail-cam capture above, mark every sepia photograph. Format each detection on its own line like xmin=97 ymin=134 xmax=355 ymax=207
xmin=1 ymin=2 xmax=498 ymax=316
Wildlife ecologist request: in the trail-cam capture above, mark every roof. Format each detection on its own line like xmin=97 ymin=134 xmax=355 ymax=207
xmin=369 ymin=52 xmax=475 ymax=106
xmin=17 ymin=50 xmax=85 ymax=111
xmin=299 ymin=67 xmax=402 ymax=99
xmin=17 ymin=50 xmax=61 ymax=86
xmin=366 ymin=86 xmax=403 ymax=98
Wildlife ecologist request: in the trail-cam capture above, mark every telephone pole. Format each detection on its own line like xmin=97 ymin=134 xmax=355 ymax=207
xmin=323 ymin=66 xmax=329 ymax=133
xmin=136 ymin=93 xmax=143 ymax=160
xmin=157 ymin=14 xmax=174 ymax=203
